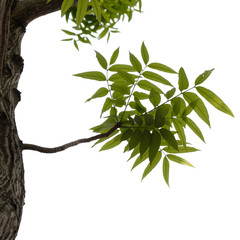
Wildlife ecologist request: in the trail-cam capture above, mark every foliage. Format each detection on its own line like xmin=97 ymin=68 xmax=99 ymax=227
xmin=74 ymin=42 xmax=234 ymax=186
xmin=47 ymin=0 xmax=142 ymax=49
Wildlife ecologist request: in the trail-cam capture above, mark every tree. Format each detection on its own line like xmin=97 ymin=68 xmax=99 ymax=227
xmin=0 ymin=1 xmax=234 ymax=240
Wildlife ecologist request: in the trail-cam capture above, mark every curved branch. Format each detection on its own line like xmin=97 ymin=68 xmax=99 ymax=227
xmin=12 ymin=0 xmax=77 ymax=27
xmin=22 ymin=122 xmax=120 ymax=154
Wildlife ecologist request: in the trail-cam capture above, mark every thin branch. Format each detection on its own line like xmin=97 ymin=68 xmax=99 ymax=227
xmin=22 ymin=122 xmax=120 ymax=154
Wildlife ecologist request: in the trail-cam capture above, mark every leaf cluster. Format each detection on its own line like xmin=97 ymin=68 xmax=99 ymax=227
xmin=74 ymin=42 xmax=234 ymax=186
xmin=54 ymin=0 xmax=142 ymax=49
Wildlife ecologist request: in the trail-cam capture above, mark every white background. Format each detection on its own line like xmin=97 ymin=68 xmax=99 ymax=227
xmin=16 ymin=0 xmax=240 ymax=239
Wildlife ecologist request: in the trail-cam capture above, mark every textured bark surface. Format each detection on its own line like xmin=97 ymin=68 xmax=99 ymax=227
xmin=0 ymin=0 xmax=63 ymax=239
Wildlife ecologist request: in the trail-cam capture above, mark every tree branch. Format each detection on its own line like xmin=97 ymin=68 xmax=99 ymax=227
xmin=22 ymin=122 xmax=120 ymax=153
xmin=12 ymin=0 xmax=76 ymax=27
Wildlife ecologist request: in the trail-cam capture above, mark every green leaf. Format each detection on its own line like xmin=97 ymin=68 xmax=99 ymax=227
xmin=195 ymin=69 xmax=214 ymax=86
xmin=183 ymin=92 xmax=210 ymax=127
xmin=149 ymin=89 xmax=161 ymax=107
xmin=91 ymin=0 xmax=101 ymax=22
xmin=95 ymin=51 xmax=108 ymax=69
xmin=142 ymin=151 xmax=162 ymax=180
xmin=129 ymin=52 xmax=142 ymax=72
xmin=128 ymin=144 xmax=140 ymax=161
xmin=86 ymin=87 xmax=108 ymax=102
xmin=131 ymin=150 xmax=149 ymax=170
xmin=110 ymin=47 xmax=120 ymax=65
xmin=98 ymin=28 xmax=108 ymax=40
xmin=111 ymin=83 xmax=130 ymax=95
xmin=140 ymin=129 xmax=151 ymax=156
xmin=182 ymin=117 xmax=205 ymax=142
xmin=117 ymin=71 xmax=135 ymax=84
xmin=134 ymin=115 xmax=143 ymax=126
xmin=182 ymin=99 xmax=199 ymax=116
xmin=141 ymin=42 xmax=149 ymax=65
xmin=133 ymin=91 xmax=149 ymax=100
xmin=61 ymin=29 xmax=76 ymax=36
xmin=129 ymin=129 xmax=142 ymax=150
xmin=76 ymin=0 xmax=88 ymax=26
xmin=109 ymin=64 xmax=135 ymax=72
xmin=172 ymin=118 xmax=186 ymax=146
xmin=92 ymin=130 xmax=119 ymax=147
xmin=160 ymin=128 xmax=178 ymax=151
xmin=100 ymin=134 xmax=122 ymax=151
xmin=101 ymin=98 xmax=113 ymax=116
xmin=74 ymin=71 xmax=106 ymax=81
xmin=165 ymin=87 xmax=176 ymax=99
xmin=138 ymin=80 xmax=163 ymax=94
xmin=196 ymin=86 xmax=234 ymax=117
xmin=178 ymin=67 xmax=189 ymax=91
xmin=61 ymin=0 xmax=74 ymax=17
xmin=158 ymin=104 xmax=172 ymax=117
xmin=162 ymin=157 xmax=170 ymax=186
xmin=154 ymin=107 xmax=165 ymax=128
xmin=142 ymin=71 xmax=172 ymax=86
xmin=167 ymin=154 xmax=194 ymax=167
xmin=129 ymin=99 xmax=146 ymax=114
xmin=73 ymin=40 xmax=79 ymax=51
xmin=149 ymin=130 xmax=161 ymax=163
xmin=144 ymin=113 xmax=154 ymax=126
xmin=163 ymin=146 xmax=199 ymax=153
xmin=148 ymin=63 xmax=177 ymax=74
xmin=121 ymin=128 xmax=133 ymax=141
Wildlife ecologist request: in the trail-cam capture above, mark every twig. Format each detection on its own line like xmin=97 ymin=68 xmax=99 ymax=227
xmin=22 ymin=122 xmax=120 ymax=154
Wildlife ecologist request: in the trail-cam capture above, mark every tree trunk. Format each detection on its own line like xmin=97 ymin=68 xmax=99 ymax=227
xmin=0 ymin=0 xmax=63 ymax=239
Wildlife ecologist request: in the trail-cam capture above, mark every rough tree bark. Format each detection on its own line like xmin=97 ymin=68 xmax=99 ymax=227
xmin=0 ymin=1 xmax=63 ymax=239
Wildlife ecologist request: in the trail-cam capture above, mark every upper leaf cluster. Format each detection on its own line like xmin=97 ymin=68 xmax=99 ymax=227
xmin=55 ymin=0 xmax=142 ymax=49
